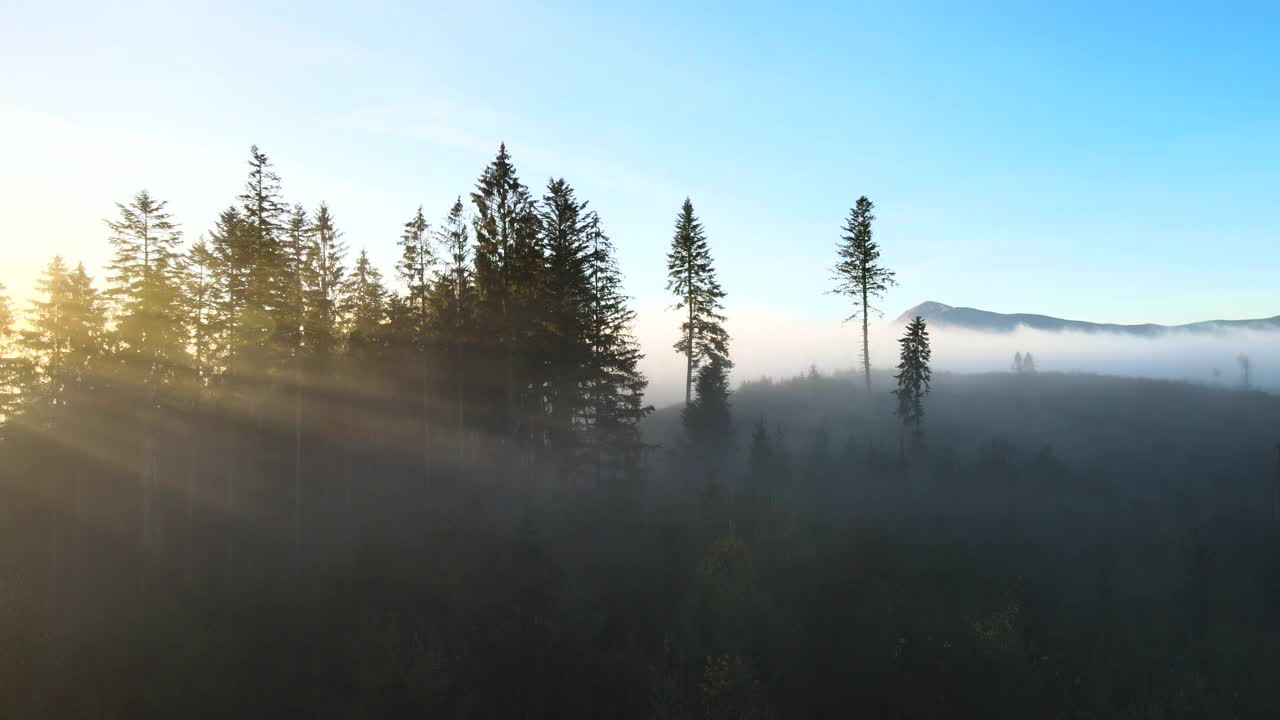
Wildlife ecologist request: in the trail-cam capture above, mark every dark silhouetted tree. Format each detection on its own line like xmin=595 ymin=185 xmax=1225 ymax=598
xmin=471 ymin=143 xmax=542 ymax=443
xmin=431 ymin=198 xmax=474 ymax=462
xmin=683 ymin=354 xmax=733 ymax=475
xmin=666 ymin=198 xmax=729 ymax=407
xmin=583 ymin=216 xmax=651 ymax=481
xmin=892 ymin=316 xmax=932 ymax=443
xmin=397 ymin=204 xmax=436 ymax=475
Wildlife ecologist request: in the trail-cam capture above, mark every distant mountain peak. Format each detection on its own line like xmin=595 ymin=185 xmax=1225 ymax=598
xmin=895 ymin=301 xmax=953 ymax=324
xmin=893 ymin=302 xmax=1280 ymax=335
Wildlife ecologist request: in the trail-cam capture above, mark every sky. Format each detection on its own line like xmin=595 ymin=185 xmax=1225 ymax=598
xmin=2 ymin=0 xmax=1277 ymax=404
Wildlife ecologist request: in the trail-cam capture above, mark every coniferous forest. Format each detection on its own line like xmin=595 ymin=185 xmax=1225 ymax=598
xmin=2 ymin=144 xmax=1280 ymax=718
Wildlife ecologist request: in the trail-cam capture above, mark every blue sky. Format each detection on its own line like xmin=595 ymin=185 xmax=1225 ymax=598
xmin=2 ymin=0 xmax=1277 ymax=400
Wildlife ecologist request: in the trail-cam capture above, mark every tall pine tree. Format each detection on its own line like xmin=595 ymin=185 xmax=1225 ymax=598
xmin=831 ymin=196 xmax=896 ymax=395
xmin=666 ymin=198 xmax=729 ymax=407
xmin=471 ymin=144 xmax=542 ymax=443
xmin=538 ymin=178 xmax=595 ymax=458
xmin=235 ymin=145 xmax=288 ymax=373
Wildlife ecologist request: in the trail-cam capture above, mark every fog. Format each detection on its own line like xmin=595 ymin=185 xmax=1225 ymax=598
xmin=637 ymin=305 xmax=1280 ymax=405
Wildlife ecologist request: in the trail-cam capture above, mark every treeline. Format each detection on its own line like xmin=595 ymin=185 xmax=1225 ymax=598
xmin=0 ymin=143 xmax=674 ymax=578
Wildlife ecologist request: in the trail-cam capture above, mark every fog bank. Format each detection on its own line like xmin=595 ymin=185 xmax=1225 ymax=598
xmin=637 ymin=304 xmax=1280 ymax=406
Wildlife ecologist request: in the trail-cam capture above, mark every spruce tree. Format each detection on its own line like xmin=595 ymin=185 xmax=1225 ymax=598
xmin=397 ymin=204 xmax=436 ymax=474
xmin=302 ymin=202 xmax=348 ymax=355
xmin=104 ymin=190 xmax=187 ymax=387
xmin=432 ymin=198 xmax=474 ymax=461
xmin=831 ymin=196 xmax=896 ymax=394
xmin=183 ymin=238 xmax=223 ymax=394
xmin=682 ymin=354 xmax=733 ymax=474
xmin=280 ymin=204 xmax=311 ymax=357
xmin=235 ymin=145 xmax=288 ymax=372
xmin=538 ymin=178 xmax=594 ymax=457
xmin=398 ymin=205 xmax=434 ymax=338
xmin=0 ymin=283 xmax=26 ymax=425
xmin=205 ymin=206 xmax=249 ymax=374
xmin=892 ymin=316 xmax=932 ymax=442
xmin=21 ymin=258 xmax=107 ymax=413
xmin=347 ymin=249 xmax=388 ymax=348
xmin=471 ymin=143 xmax=542 ymax=440
xmin=583 ymin=216 xmax=651 ymax=479
xmin=666 ymin=198 xmax=729 ymax=406
xmin=104 ymin=190 xmax=186 ymax=547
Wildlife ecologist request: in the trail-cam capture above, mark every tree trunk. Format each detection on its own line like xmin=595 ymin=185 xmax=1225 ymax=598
xmin=685 ymin=301 xmax=695 ymax=406
xmin=861 ymin=288 xmax=871 ymax=395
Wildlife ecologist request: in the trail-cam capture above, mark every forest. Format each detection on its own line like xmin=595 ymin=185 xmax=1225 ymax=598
xmin=1 ymin=144 xmax=1279 ymax=718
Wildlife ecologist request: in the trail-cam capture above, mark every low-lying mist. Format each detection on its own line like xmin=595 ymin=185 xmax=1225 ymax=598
xmin=637 ymin=305 xmax=1280 ymax=405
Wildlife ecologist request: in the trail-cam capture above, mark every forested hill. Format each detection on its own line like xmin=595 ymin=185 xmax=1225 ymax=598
xmin=895 ymin=301 xmax=1280 ymax=334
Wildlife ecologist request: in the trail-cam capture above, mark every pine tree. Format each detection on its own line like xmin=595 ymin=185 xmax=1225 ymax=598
xmin=892 ymin=316 xmax=932 ymax=442
xmin=104 ymin=190 xmax=187 ymax=548
xmin=347 ymin=249 xmax=388 ymax=348
xmin=666 ymin=198 xmax=729 ymax=406
xmin=235 ymin=145 xmax=288 ymax=372
xmin=1012 ymin=351 xmax=1024 ymax=374
xmin=831 ymin=196 xmax=896 ymax=394
xmin=538 ymin=178 xmax=595 ymax=458
xmin=397 ymin=204 xmax=436 ymax=475
xmin=280 ymin=204 xmax=312 ymax=357
xmin=182 ymin=238 xmax=224 ymax=393
xmin=432 ymin=198 xmax=474 ymax=462
xmin=302 ymin=202 xmax=348 ymax=355
xmin=21 ymin=258 xmax=107 ymax=413
xmin=683 ymin=354 xmax=733 ymax=474
xmin=205 ymin=206 xmax=249 ymax=376
xmin=471 ymin=143 xmax=542 ymax=441
xmin=0 ymin=283 xmax=27 ymax=425
xmin=104 ymin=190 xmax=187 ymax=387
xmin=1022 ymin=352 xmax=1036 ymax=374
xmin=583 ymin=216 xmax=651 ymax=480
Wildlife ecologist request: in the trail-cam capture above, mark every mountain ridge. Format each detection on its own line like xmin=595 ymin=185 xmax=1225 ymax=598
xmin=895 ymin=301 xmax=1280 ymax=335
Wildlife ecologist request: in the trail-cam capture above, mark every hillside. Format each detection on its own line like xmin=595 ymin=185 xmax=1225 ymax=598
xmin=894 ymin=301 xmax=1280 ymax=335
